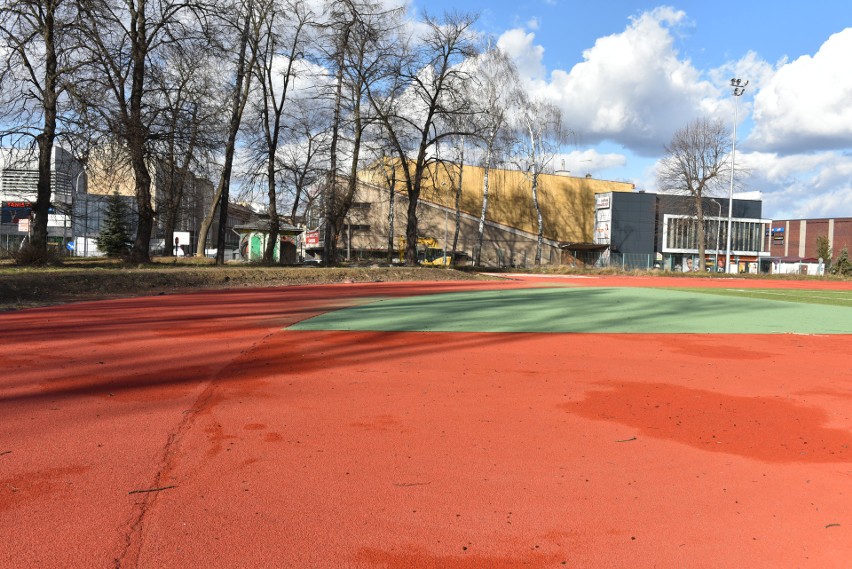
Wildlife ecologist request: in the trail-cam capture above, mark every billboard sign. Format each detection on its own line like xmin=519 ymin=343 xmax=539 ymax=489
xmin=1 ymin=201 xmax=31 ymax=224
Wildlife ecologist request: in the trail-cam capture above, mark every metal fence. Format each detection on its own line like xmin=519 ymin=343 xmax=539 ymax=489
xmin=569 ymin=251 xmax=658 ymax=271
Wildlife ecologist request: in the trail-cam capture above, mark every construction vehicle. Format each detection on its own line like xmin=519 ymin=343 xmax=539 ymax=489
xmin=398 ymin=236 xmax=450 ymax=265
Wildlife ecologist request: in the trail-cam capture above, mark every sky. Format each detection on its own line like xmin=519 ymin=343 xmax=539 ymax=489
xmin=408 ymin=0 xmax=852 ymax=220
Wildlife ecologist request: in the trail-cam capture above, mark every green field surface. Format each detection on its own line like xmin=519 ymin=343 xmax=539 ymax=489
xmin=674 ymin=287 xmax=852 ymax=308
xmin=288 ymin=287 xmax=852 ymax=334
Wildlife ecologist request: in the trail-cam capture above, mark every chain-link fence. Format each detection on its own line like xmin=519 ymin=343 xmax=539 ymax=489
xmin=567 ymin=250 xmax=658 ymax=270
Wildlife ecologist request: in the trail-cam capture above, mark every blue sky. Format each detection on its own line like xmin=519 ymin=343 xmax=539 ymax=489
xmin=409 ymin=1 xmax=852 ymax=220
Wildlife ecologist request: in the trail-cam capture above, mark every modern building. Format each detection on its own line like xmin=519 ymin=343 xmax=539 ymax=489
xmin=1 ymin=144 xmax=261 ymax=259
xmin=308 ymin=164 xmax=636 ymax=267
xmin=84 ymin=146 xmax=216 ymax=256
xmin=584 ymin=191 xmax=771 ymax=272
xmin=767 ymin=217 xmax=852 ymax=274
xmin=0 ymin=146 xmax=85 ymax=252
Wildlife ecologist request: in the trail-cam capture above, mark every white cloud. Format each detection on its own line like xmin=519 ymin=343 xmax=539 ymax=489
xmin=553 ymin=148 xmax=627 ymax=175
xmin=738 ymin=150 xmax=852 ymax=218
xmin=749 ymin=28 xmax=852 ymax=153
xmin=499 ymin=7 xmax=720 ymax=156
xmin=497 ymin=28 xmax=546 ymax=81
xmin=489 ymin=8 xmax=851 ymax=219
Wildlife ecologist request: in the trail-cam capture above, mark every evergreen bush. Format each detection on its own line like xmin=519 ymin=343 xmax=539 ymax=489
xmin=96 ymin=192 xmax=132 ymax=258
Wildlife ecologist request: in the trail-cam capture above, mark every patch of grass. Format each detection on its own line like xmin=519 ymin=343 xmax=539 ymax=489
xmin=675 ymin=287 xmax=852 ymax=308
xmin=0 ymin=257 xmax=494 ymax=311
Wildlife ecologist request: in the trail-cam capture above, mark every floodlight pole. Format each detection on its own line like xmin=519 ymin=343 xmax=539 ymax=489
xmin=725 ymin=78 xmax=747 ymax=273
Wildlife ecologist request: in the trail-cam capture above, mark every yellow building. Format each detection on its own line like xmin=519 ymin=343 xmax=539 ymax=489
xmin=340 ymin=163 xmax=635 ymax=267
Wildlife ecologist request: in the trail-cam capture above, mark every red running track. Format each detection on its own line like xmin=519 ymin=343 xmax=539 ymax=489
xmin=1 ymin=276 xmax=851 ymax=568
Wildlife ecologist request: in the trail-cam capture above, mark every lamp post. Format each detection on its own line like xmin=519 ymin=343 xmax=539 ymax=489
xmin=66 ymin=169 xmax=86 ymax=256
xmin=725 ymin=78 xmax=748 ymax=273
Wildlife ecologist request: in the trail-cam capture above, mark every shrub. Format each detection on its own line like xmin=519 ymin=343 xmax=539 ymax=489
xmin=816 ymin=234 xmax=832 ymax=271
xmin=96 ymin=192 xmax=132 ymax=258
xmin=830 ymin=246 xmax=851 ymax=276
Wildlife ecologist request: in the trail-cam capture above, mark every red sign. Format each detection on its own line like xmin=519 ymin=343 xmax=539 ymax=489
xmin=305 ymin=230 xmax=320 ymax=245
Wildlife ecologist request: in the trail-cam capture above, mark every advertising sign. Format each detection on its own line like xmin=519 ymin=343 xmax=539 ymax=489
xmin=1 ymin=201 xmax=31 ymax=224
xmin=595 ymin=194 xmax=611 ymax=209
xmin=305 ymin=230 xmax=320 ymax=245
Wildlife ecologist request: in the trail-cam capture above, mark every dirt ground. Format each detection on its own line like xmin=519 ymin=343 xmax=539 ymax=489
xmin=0 ymin=258 xmax=493 ymax=311
xmin=2 ymin=257 xmax=847 ymax=312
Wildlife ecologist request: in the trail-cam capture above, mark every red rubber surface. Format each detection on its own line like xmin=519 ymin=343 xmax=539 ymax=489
xmin=2 ymin=276 xmax=850 ymax=568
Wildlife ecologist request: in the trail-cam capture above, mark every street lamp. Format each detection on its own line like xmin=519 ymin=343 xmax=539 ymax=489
xmin=65 ymin=168 xmax=86 ymax=255
xmin=725 ymin=78 xmax=748 ymax=274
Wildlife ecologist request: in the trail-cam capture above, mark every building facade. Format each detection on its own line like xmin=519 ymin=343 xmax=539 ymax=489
xmin=311 ymin=165 xmax=636 ymax=267
xmin=767 ymin=217 xmax=852 ymax=274
xmin=0 ymin=147 xmax=85 ymax=252
xmin=587 ymin=191 xmax=771 ymax=272
xmin=84 ymin=146 xmax=217 ymax=256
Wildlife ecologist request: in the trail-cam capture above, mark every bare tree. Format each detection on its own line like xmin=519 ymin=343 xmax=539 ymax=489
xmin=0 ymin=0 xmax=81 ymax=262
xmin=380 ymin=153 xmax=398 ymax=264
xmin=470 ymin=46 xmax=519 ymax=266
xmin=277 ymin=98 xmax=331 ymax=226
xmin=249 ymin=0 xmax=314 ymax=263
xmin=368 ymin=11 xmax=479 ymax=266
xmin=76 ymin=0 xmax=207 ymax=263
xmin=320 ymin=0 xmax=402 ymax=265
xmin=195 ymin=0 xmax=261 ymax=262
xmin=512 ymin=96 xmax=566 ymax=265
xmin=434 ymin=134 xmax=467 ymax=266
xmin=150 ymin=42 xmax=222 ymax=257
xmin=657 ymin=117 xmax=732 ymax=271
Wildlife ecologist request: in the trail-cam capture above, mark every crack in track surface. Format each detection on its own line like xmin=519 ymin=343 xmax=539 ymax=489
xmin=113 ymin=330 xmax=280 ymax=568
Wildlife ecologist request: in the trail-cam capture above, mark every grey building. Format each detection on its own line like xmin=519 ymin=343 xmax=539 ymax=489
xmin=0 ymin=146 xmax=85 ymax=251
xmin=586 ymin=191 xmax=771 ymax=273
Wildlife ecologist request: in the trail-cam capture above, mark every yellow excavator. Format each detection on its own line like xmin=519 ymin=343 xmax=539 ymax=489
xmin=398 ymin=236 xmax=451 ymax=266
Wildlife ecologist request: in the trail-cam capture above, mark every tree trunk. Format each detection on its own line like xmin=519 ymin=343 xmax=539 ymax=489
xmin=128 ymin=148 xmax=154 ymax=263
xmin=695 ymin=195 xmax=706 ymax=271
xmin=322 ymin=23 xmax=351 ymax=266
xmin=196 ymin=178 xmax=222 ymax=257
xmin=451 ymin=161 xmax=463 ymax=266
xmin=127 ymin=1 xmax=152 ymax=264
xmin=405 ymin=192 xmax=419 ymax=266
xmin=30 ymin=1 xmax=59 ymax=262
xmin=532 ymin=172 xmax=543 ymax=266
xmin=404 ymin=159 xmax=426 ymax=266
xmin=263 ymin=157 xmax=279 ymax=263
xmin=385 ymin=162 xmax=396 ymax=264
xmin=163 ymin=215 xmax=176 ymax=258
xmin=196 ymin=12 xmax=253 ymax=262
xmin=475 ymin=143 xmax=492 ymax=267
xmin=32 ymin=129 xmax=55 ymax=260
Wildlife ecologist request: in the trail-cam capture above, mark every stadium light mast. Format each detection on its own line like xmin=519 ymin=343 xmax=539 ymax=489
xmin=725 ymin=78 xmax=748 ymax=273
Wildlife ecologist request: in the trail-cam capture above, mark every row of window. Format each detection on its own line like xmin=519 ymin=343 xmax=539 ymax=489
xmin=663 ymin=215 xmax=769 ymax=254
